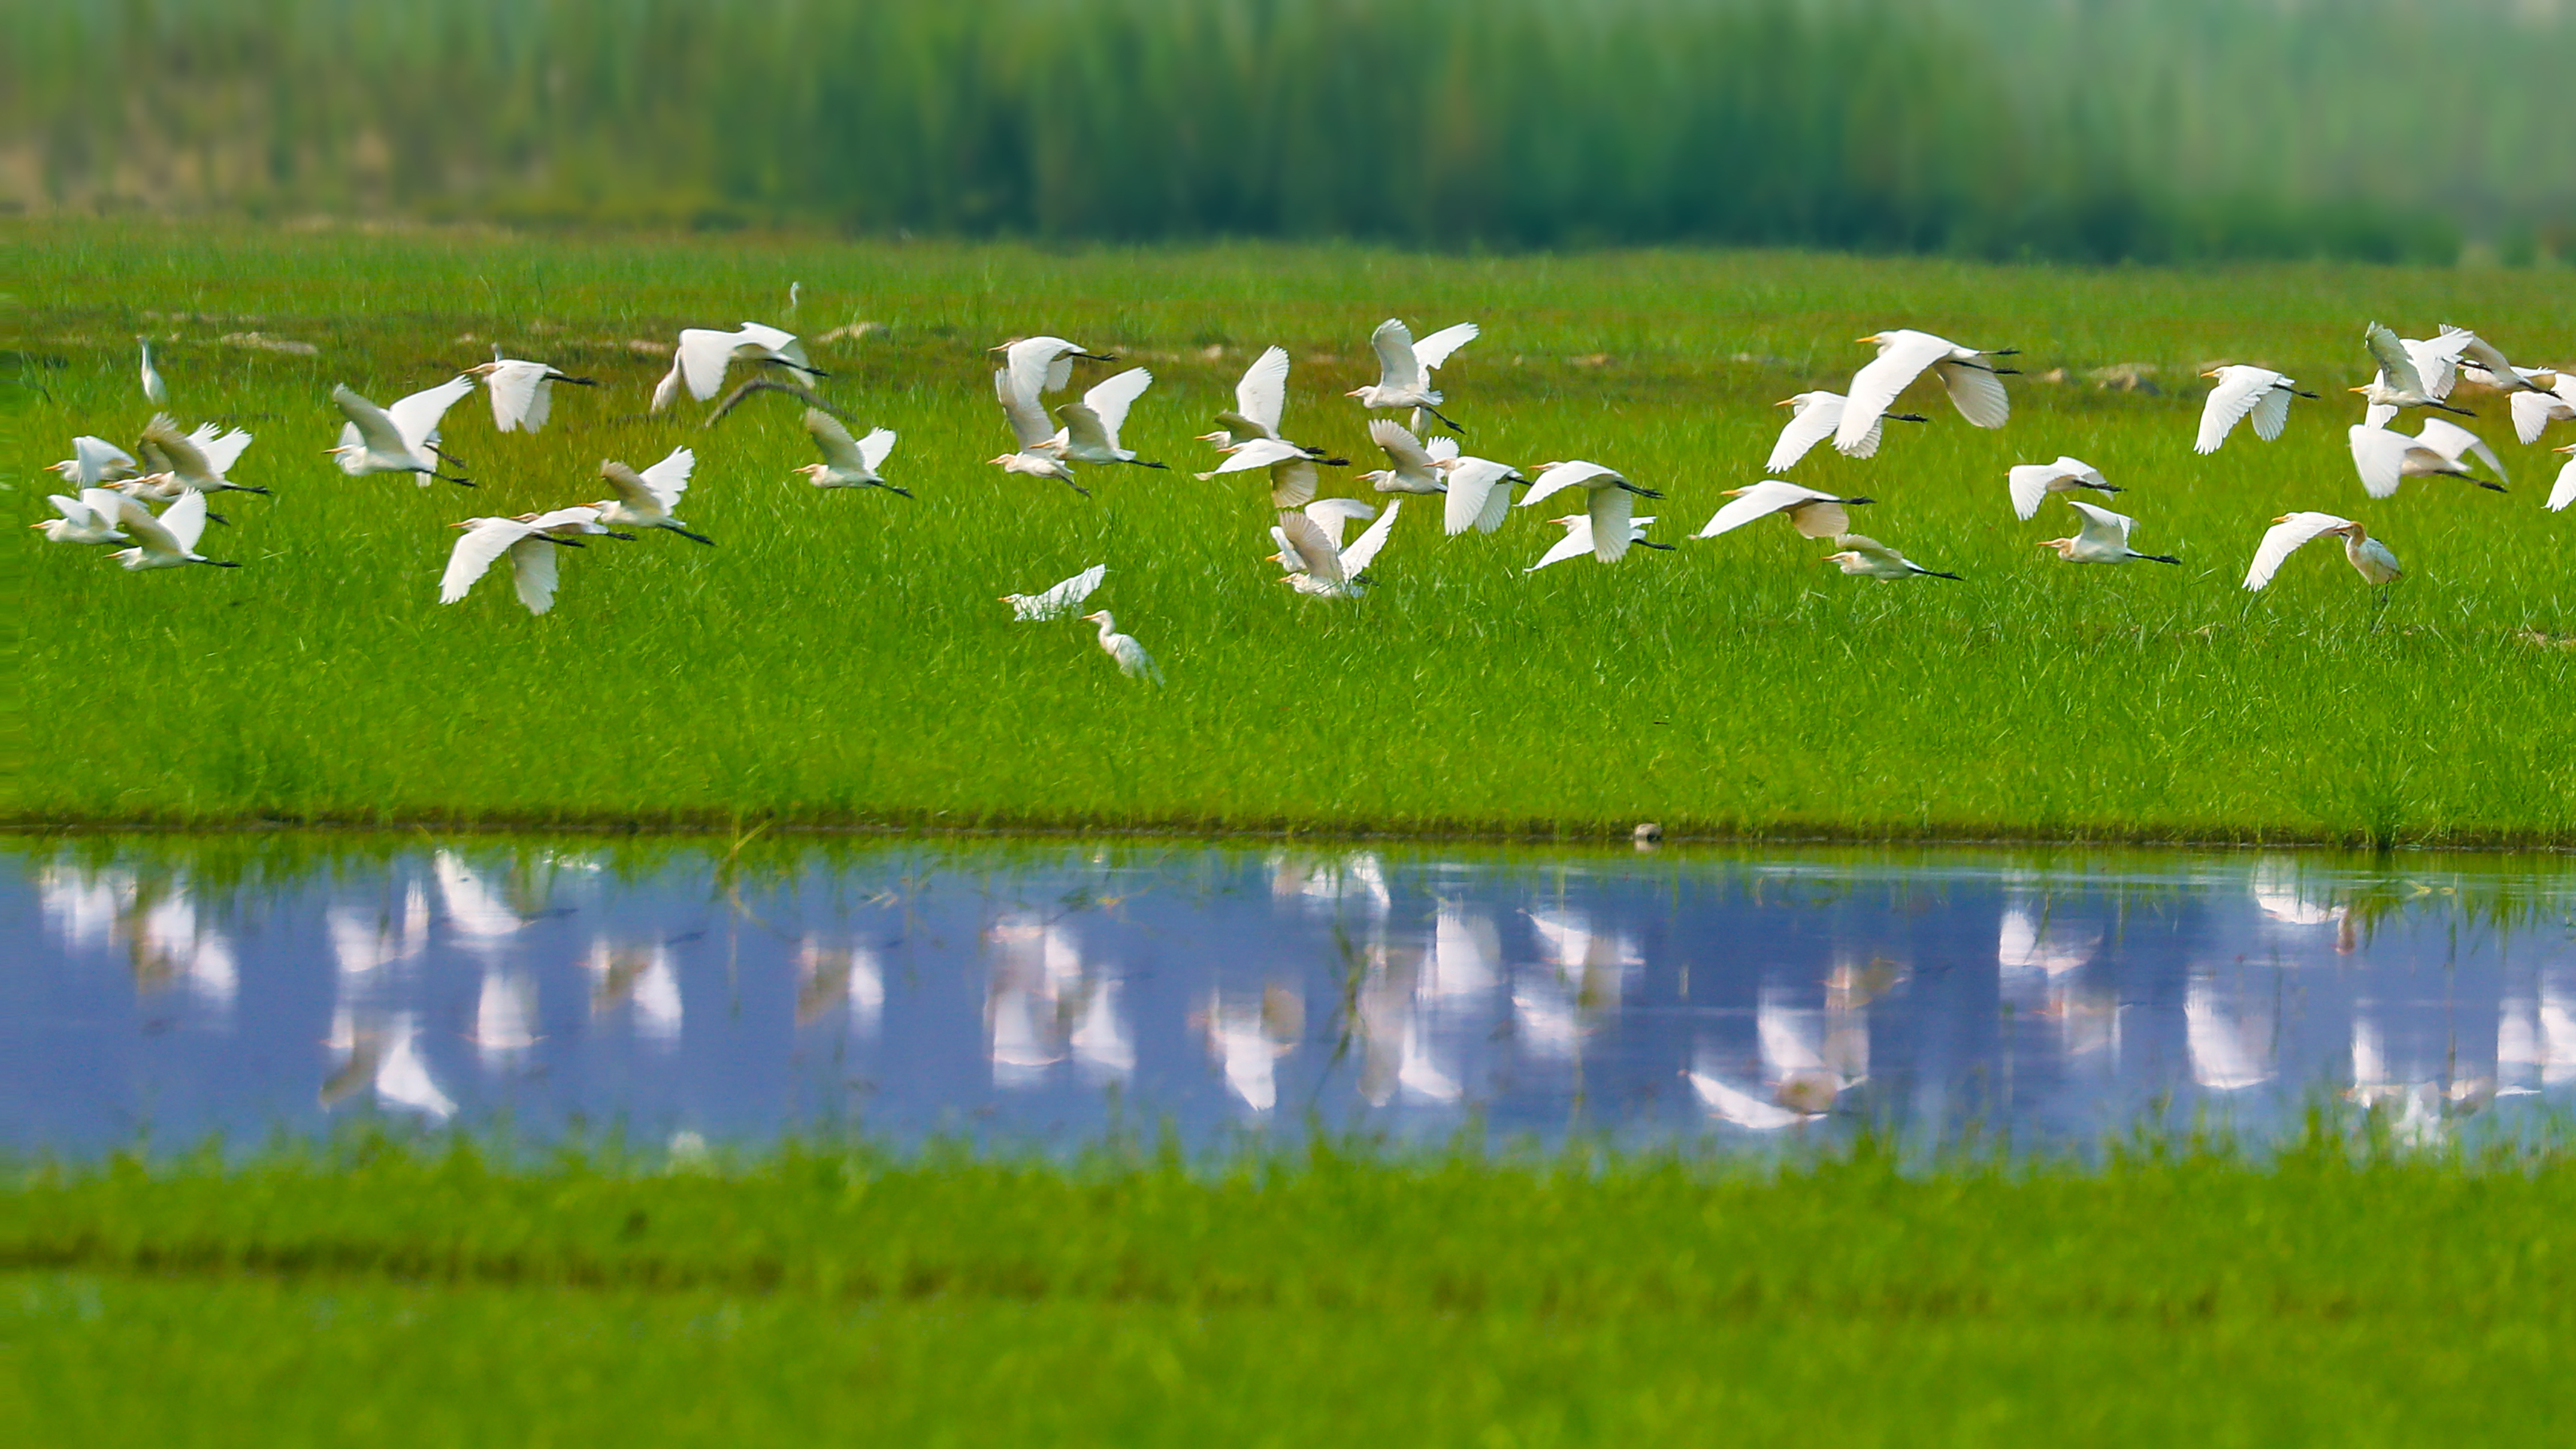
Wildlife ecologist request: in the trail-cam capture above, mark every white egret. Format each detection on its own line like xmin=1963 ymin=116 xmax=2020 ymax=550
xmin=32 ymin=489 xmax=133 ymax=545
xmin=1196 ymin=437 xmax=1324 ymax=508
xmin=2036 ymin=500 xmax=2180 ymax=566
xmin=1821 ymin=534 xmax=1961 ymax=580
xmin=1001 ymin=564 xmax=1106 ymax=621
xmin=2346 ymin=422 xmax=2505 ymax=498
xmin=1694 ymin=480 xmax=1874 ymax=541
xmin=1348 ymin=318 xmax=1478 ymax=431
xmin=48 ymin=436 xmax=140 ymax=486
xmin=105 ymin=490 xmax=238 ymax=571
xmin=2549 ymin=444 xmax=2574 ymax=513
xmin=591 ymin=447 xmax=710 ymax=544
xmin=993 ymin=335 xmax=1116 ymax=405
xmin=467 ymin=357 xmax=597 ymax=433
xmin=1052 ymin=366 xmax=1165 ymax=469
xmin=2006 ymin=456 xmax=2120 ymax=521
xmin=331 ymin=379 xmax=475 ymax=485
xmin=2435 ymin=324 xmax=2545 ymax=394
xmin=1078 ymin=610 xmax=1162 ymax=682
xmin=1767 ymin=391 xmax=1925 ymax=470
xmin=137 ymin=336 xmax=166 ymax=405
xmin=650 ymin=323 xmax=822 ymax=411
xmin=2243 ymin=512 xmax=2401 ymax=591
xmin=2508 ymin=374 xmax=2574 ymax=445
xmin=139 ymin=415 xmax=267 ymax=502
xmin=1358 ymin=418 xmax=1456 ymax=496
xmin=2195 ymin=366 xmax=2317 ymax=454
xmin=1834 ymin=328 xmax=2016 ymax=454
xmin=1202 ymin=345 xmax=1341 ymax=461
xmin=1519 ymin=460 xmax=1665 ymax=563
xmin=1273 ymin=499 xmax=1403 ymax=597
xmin=440 ymin=512 xmax=593 ymax=615
xmin=1435 ymin=453 xmax=1524 ymax=536
xmin=796 ymin=410 xmax=906 ymax=495
xmin=2356 ymin=322 xmax=2474 ymax=420
xmin=1526 ymin=512 xmax=1669 ymax=571
xmin=989 ymin=366 xmax=1088 ymax=495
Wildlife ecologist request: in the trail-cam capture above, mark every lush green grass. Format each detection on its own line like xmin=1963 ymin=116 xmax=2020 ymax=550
xmin=9 ymin=220 xmax=2574 ymax=843
xmin=9 ymin=1137 xmax=2576 ymax=1444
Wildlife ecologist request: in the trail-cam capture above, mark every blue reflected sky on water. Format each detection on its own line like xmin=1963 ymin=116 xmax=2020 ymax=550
xmin=5 ymin=839 xmax=2573 ymax=1156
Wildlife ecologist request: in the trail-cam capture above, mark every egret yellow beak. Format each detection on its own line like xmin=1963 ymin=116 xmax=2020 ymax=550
xmin=1773 ymin=398 xmax=1795 ymax=407
xmin=2348 ymin=386 xmax=2368 ymax=394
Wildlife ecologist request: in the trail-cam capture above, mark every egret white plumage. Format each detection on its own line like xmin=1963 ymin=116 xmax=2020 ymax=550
xmin=1078 ymin=610 xmax=1161 ymax=682
xmin=48 ymin=436 xmax=140 ymax=486
xmin=1526 ymin=512 xmax=1669 ymax=571
xmin=1434 ymin=453 xmax=1524 ymax=536
xmin=1519 ymin=460 xmax=1665 ymax=563
xmin=467 ymin=357 xmax=597 ymax=433
xmin=105 ymin=490 xmax=238 ymax=571
xmin=2550 ymin=444 xmax=2574 ymax=513
xmin=1273 ymin=499 xmax=1402 ymax=596
xmin=1001 ymin=564 xmax=1106 ymax=621
xmin=2436 ymin=324 xmax=2545 ymax=394
xmin=1196 ymin=437 xmax=1324 ymax=508
xmin=1694 ymin=480 xmax=1874 ymax=541
xmin=2356 ymin=322 xmax=2474 ymax=420
xmin=32 ymin=489 xmax=133 ymax=545
xmin=796 ymin=410 xmax=906 ymax=495
xmin=2243 ymin=512 xmax=2402 ymax=590
xmin=1767 ymin=391 xmax=1925 ymax=470
xmin=1821 ymin=534 xmax=1961 ymax=580
xmin=1348 ymin=318 xmax=1477 ymax=431
xmin=2195 ymin=366 xmax=2317 ymax=454
xmin=591 ymin=447 xmax=711 ymax=544
xmin=989 ymin=365 xmax=1088 ymax=495
xmin=1358 ymin=418 xmax=1456 ymax=496
xmin=2508 ymin=374 xmax=2574 ymax=445
xmin=137 ymin=336 xmax=166 ymax=405
xmin=650 ymin=323 xmax=822 ymax=411
xmin=2036 ymin=499 xmax=2180 ymax=566
xmin=2006 ymin=456 xmax=2120 ymax=521
xmin=1052 ymin=366 xmax=1164 ymax=469
xmin=1202 ymin=345 xmax=1341 ymax=460
xmin=331 ymin=379 xmax=475 ymax=484
xmin=2346 ymin=421 xmax=2506 ymax=498
xmin=1834 ymin=328 xmax=2016 ymax=454
xmin=439 ymin=512 xmax=592 ymax=614
xmin=139 ymin=415 xmax=267 ymax=501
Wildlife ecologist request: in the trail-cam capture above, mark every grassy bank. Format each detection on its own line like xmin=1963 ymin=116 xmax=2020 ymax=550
xmin=10 ymin=221 xmax=2575 ymax=844
xmin=9 ymin=1137 xmax=2575 ymax=1444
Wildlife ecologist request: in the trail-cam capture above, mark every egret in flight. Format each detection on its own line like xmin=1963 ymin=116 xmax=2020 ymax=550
xmin=105 ymin=490 xmax=238 ymax=571
xmin=48 ymin=436 xmax=140 ymax=487
xmin=650 ymin=323 xmax=822 ymax=411
xmin=139 ymin=415 xmax=267 ymax=503
xmin=1002 ymin=564 xmax=1105 ymax=621
xmin=1822 ymin=534 xmax=1961 ymax=580
xmin=1767 ymin=391 xmax=1925 ymax=470
xmin=2356 ymin=322 xmax=2474 ymax=420
xmin=591 ymin=448 xmax=710 ymax=544
xmin=1527 ymin=512 xmax=1670 ymax=572
xmin=1349 ymin=318 xmax=1478 ymax=431
xmin=1835 ymin=329 xmax=2016 ymax=454
xmin=138 ymin=337 xmax=167 ymax=405
xmin=1053 ymin=366 xmax=1164 ymax=469
xmin=797 ymin=410 xmax=906 ymax=495
xmin=2195 ymin=366 xmax=2317 ymax=454
xmin=1435 ymin=453 xmax=1524 ymax=536
xmin=2036 ymin=500 xmax=2180 ymax=566
xmin=32 ymin=489 xmax=133 ymax=545
xmin=1695 ymin=480 xmax=1874 ymax=541
xmin=440 ymin=512 xmax=594 ymax=615
xmin=1273 ymin=499 xmax=1402 ymax=597
xmin=1202 ymin=345 xmax=1341 ymax=462
xmin=994 ymin=335 xmax=1116 ymax=404
xmin=468 ymin=356 xmax=597 ymax=433
xmin=331 ymin=379 xmax=475 ymax=485
xmin=1358 ymin=419 xmax=1456 ymax=496
xmin=2509 ymin=374 xmax=2574 ymax=446
xmin=2006 ymin=456 xmax=2120 ymax=521
xmin=2549 ymin=444 xmax=2574 ymax=513
xmin=1198 ymin=437 xmax=1326 ymax=508
xmin=2436 ymin=324 xmax=2546 ymax=395
xmin=2346 ymin=422 xmax=2506 ymax=498
xmin=2243 ymin=513 xmax=2402 ymax=590
xmin=1078 ymin=611 xmax=1162 ymax=683
xmin=990 ymin=366 xmax=1088 ymax=495
xmin=1519 ymin=460 xmax=1664 ymax=563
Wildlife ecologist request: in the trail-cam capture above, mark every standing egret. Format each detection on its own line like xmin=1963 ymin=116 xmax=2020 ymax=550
xmin=2036 ymin=500 xmax=2180 ymax=566
xmin=2549 ymin=444 xmax=2574 ymax=513
xmin=2346 ymin=422 xmax=2506 ymax=498
xmin=1526 ymin=512 xmax=1670 ymax=572
xmin=1348 ymin=318 xmax=1478 ymax=431
xmin=2356 ymin=323 xmax=2474 ymax=420
xmin=2509 ymin=374 xmax=2574 ymax=445
xmin=1694 ymin=480 xmax=1874 ymax=541
xmin=2195 ymin=366 xmax=2318 ymax=454
xmin=1273 ymin=499 xmax=1403 ymax=597
xmin=1434 ymin=453 xmax=1525 ymax=536
xmin=1359 ymin=419 xmax=1456 ymax=496
xmin=797 ymin=410 xmax=906 ymax=496
xmin=1078 ymin=611 xmax=1162 ymax=683
xmin=331 ymin=379 xmax=476 ymax=484
xmin=1822 ymin=535 xmax=1962 ymax=580
xmin=1835 ymin=329 xmax=2016 ymax=454
xmin=32 ymin=489 xmax=133 ymax=545
xmin=48 ymin=436 xmax=141 ymax=486
xmin=989 ymin=366 xmax=1088 ymax=496
xmin=1052 ymin=366 xmax=1164 ymax=469
xmin=139 ymin=415 xmax=267 ymax=502
xmin=1001 ymin=564 xmax=1107 ymax=621
xmin=1202 ymin=345 xmax=1342 ymax=461
xmin=105 ymin=490 xmax=239 ymax=571
xmin=1197 ymin=437 xmax=1325 ymax=508
xmin=650 ymin=323 xmax=822 ymax=411
xmin=137 ymin=337 xmax=167 ymax=405
xmin=440 ymin=513 xmax=591 ymax=615
xmin=591 ymin=448 xmax=710 ymax=544
xmin=2006 ymin=456 xmax=2120 ymax=521
xmin=467 ymin=357 xmax=597 ymax=433
xmin=1767 ymin=391 xmax=1926 ymax=470
xmin=2243 ymin=513 xmax=2401 ymax=590
xmin=1519 ymin=461 xmax=1664 ymax=563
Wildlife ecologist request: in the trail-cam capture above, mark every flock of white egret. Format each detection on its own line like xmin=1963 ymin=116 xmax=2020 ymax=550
xmin=37 ymin=310 xmax=2575 ymax=682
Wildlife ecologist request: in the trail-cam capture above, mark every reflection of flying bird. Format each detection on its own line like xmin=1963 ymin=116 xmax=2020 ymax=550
xmin=2186 ymin=979 xmax=2275 ymax=1091
xmin=472 ymin=970 xmax=542 ymax=1060
xmin=586 ymin=940 xmax=683 ymax=1042
xmin=1687 ymin=1058 xmax=1820 ymax=1130
xmin=2195 ymin=366 xmax=2317 ymax=454
xmin=1834 ymin=328 xmax=2016 ymax=454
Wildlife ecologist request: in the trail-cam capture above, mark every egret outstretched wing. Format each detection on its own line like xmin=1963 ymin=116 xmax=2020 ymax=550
xmin=510 ymin=536 xmax=562 ymax=615
xmin=1302 ymin=496 xmax=1379 ymax=545
xmin=995 ymin=367 xmax=1057 ymax=449
xmin=484 ymin=360 xmax=554 ymax=432
xmin=185 ymin=422 xmax=254 ymax=476
xmin=635 ymin=446 xmax=695 ymax=506
xmin=2549 ymin=449 xmax=2575 ymax=512
xmin=1836 ymin=331 xmax=1953 ymax=452
xmin=1520 ymin=460 xmax=1619 ymax=510
xmin=1368 ymin=319 xmax=1424 ymax=393
xmin=1079 ymin=366 xmax=1153 ymax=443
xmin=440 ymin=519 xmax=534 ymax=604
xmin=1527 ymin=516 xmax=1596 ymax=572
xmin=140 ymin=415 xmax=215 ymax=482
xmin=1441 ymin=458 xmax=1517 ymax=536
xmin=1368 ymin=418 xmax=1441 ymax=474
xmin=1695 ymin=480 xmax=1836 ymax=539
xmin=2415 ymin=418 xmax=2506 ymax=482
xmin=674 ymin=328 xmax=740 ymax=400
xmin=2362 ymin=323 xmax=2431 ymax=399
xmin=2348 ymin=426 xmax=2424 ymax=498
xmin=805 ymin=409 xmax=866 ymax=469
xmin=1586 ymin=486 xmax=1637 ymax=563
xmin=1198 ymin=438 xmax=1307 ymax=478
xmin=1937 ymin=359 xmax=2010 ymax=429
xmin=2064 ymin=499 xmax=2135 ymax=551
xmin=1769 ymin=394 xmax=1856 ymax=470
xmin=1339 ymin=498 xmax=1401 ymax=575
xmin=1411 ymin=322 xmax=1479 ymax=371
xmin=1234 ymin=346 xmax=1290 ymax=436
xmin=66 ymin=435 xmax=140 ymax=484
xmin=1275 ymin=512 xmax=1347 ymax=584
xmin=2243 ymin=512 xmax=2355 ymax=591
xmin=2196 ymin=367 xmax=2278 ymax=454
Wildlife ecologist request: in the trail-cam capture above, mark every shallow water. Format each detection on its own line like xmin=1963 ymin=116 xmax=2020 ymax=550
xmin=6 ymin=836 xmax=2572 ymax=1157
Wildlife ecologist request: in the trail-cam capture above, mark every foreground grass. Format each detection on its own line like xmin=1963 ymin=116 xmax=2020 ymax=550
xmin=9 ymin=221 xmax=2574 ymax=843
xmin=7 ymin=1137 xmax=2574 ymax=1444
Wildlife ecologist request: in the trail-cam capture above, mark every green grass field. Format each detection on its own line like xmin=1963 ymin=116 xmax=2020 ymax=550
xmin=9 ymin=1136 xmax=2574 ymax=1445
xmin=10 ymin=220 xmax=2573 ymax=843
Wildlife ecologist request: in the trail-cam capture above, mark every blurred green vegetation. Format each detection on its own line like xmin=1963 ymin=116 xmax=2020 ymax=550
xmin=7 ymin=0 xmax=2571 ymax=262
